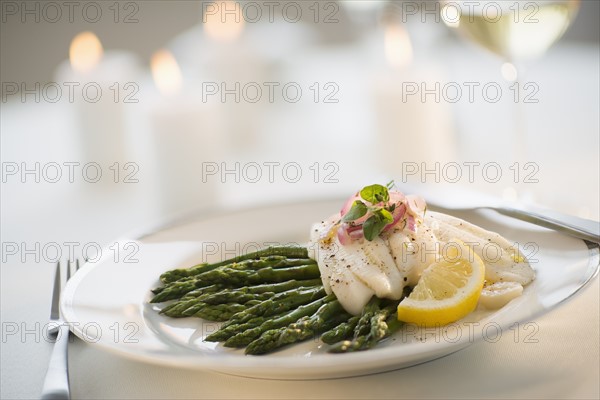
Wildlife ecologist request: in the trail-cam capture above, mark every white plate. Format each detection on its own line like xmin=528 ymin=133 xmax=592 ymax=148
xmin=61 ymin=199 xmax=599 ymax=379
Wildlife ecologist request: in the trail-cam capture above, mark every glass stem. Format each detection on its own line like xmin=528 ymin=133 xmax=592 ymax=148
xmin=509 ymin=61 xmax=533 ymax=203
xmin=512 ymin=63 xmax=527 ymax=164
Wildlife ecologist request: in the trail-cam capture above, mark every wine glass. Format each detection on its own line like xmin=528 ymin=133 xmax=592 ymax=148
xmin=440 ymin=0 xmax=580 ymax=199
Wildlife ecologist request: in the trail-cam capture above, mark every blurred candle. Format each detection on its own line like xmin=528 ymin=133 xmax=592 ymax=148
xmin=205 ymin=1 xmax=267 ymax=149
xmin=203 ymin=0 xmax=245 ymax=42
xmin=55 ymin=31 xmax=139 ymax=169
xmin=372 ymin=24 xmax=456 ymax=178
xmin=148 ymin=49 xmax=222 ymax=217
xmin=170 ymin=1 xmax=267 ymax=149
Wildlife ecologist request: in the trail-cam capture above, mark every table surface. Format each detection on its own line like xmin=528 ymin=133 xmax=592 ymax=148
xmin=1 ymin=36 xmax=599 ymax=399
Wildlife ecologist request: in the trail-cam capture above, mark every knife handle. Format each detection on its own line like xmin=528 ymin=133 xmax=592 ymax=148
xmin=496 ymin=206 xmax=600 ymax=244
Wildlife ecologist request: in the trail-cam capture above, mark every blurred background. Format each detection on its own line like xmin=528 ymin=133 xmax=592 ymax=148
xmin=2 ymin=1 xmax=599 ymax=83
xmin=2 ymin=3 xmax=599 ymax=397
xmin=1 ymin=0 xmax=599 ymax=255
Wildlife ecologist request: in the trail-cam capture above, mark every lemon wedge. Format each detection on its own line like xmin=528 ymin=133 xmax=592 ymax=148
xmin=397 ymin=240 xmax=485 ymax=327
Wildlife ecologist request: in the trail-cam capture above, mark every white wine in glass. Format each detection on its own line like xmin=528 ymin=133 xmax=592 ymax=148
xmin=444 ymin=0 xmax=580 ymax=61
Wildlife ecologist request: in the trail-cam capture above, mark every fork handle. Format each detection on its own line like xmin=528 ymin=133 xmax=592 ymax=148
xmin=41 ymin=324 xmax=70 ymax=400
xmin=496 ymin=206 xmax=600 ymax=244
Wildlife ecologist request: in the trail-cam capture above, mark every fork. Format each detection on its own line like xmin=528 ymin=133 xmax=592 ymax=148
xmin=40 ymin=260 xmax=80 ymax=400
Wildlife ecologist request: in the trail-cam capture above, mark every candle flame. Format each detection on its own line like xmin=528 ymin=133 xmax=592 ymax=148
xmin=69 ymin=31 xmax=103 ymax=73
xmin=384 ymin=25 xmax=413 ymax=68
xmin=151 ymin=49 xmax=183 ymax=97
xmin=203 ymin=1 xmax=244 ymax=42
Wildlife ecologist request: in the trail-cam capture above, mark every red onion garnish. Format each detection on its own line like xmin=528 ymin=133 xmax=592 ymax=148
xmin=337 ymin=225 xmax=351 ymax=245
xmin=337 ymin=223 xmax=365 ymax=245
xmin=336 ymin=188 xmax=426 ymax=245
xmin=383 ymin=203 xmax=407 ymax=232
xmin=406 ymin=215 xmax=416 ymax=232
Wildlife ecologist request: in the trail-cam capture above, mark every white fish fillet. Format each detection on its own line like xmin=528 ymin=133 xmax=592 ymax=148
xmin=425 ymin=211 xmax=535 ymax=285
xmin=308 ymin=218 xmax=374 ymax=315
xmin=386 ymin=224 xmax=439 ymax=286
xmin=308 ymin=211 xmax=535 ymax=315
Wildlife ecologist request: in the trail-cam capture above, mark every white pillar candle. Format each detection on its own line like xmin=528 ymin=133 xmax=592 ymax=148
xmin=170 ymin=1 xmax=269 ymax=150
xmin=146 ymin=49 xmax=223 ymax=217
xmin=371 ymin=24 xmax=456 ymax=177
xmin=54 ymin=31 xmax=140 ymax=170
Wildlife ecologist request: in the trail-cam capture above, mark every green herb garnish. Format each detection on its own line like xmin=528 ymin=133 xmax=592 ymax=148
xmin=359 ymin=184 xmax=389 ymax=204
xmin=342 ymin=200 xmax=368 ymax=222
xmin=342 ymin=182 xmax=400 ymax=241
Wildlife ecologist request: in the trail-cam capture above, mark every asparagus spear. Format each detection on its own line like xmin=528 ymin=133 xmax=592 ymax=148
xmin=245 ymin=300 xmax=351 ymax=355
xmin=159 ymin=284 xmax=227 ymax=314
xmin=192 ymin=300 xmax=263 ymax=322
xmin=224 ymin=293 xmax=336 ymax=348
xmin=150 ymin=264 xmax=320 ymax=303
xmin=206 ymin=316 xmax=268 ymax=342
xmin=150 ymin=279 xmax=212 ymax=303
xmin=328 ymin=305 xmax=400 ymax=353
xmin=181 ymin=279 xmax=321 ymax=301
xmin=166 ymin=257 xmax=316 ymax=285
xmin=205 ymin=312 xmax=289 ymax=342
xmin=159 ymin=263 xmax=208 ymax=284
xmin=198 ymin=279 xmax=322 ymax=305
xmin=154 ymin=257 xmax=314 ymax=297
xmin=170 ymin=284 xmax=323 ymax=319
xmin=196 ymin=264 xmax=320 ymax=287
xmin=161 ymin=292 xmax=276 ymax=318
xmin=196 ymin=291 xmax=275 ymax=306
xmin=181 ymin=283 xmax=228 ymax=298
xmin=221 ymin=286 xmax=326 ymax=329
xmin=207 ymin=293 xmax=336 ymax=343
xmin=352 ymin=296 xmax=383 ymax=338
xmin=320 ymin=316 xmax=360 ymax=345
xmin=205 ymin=294 xmax=320 ymax=342
xmin=163 ymin=279 xmax=323 ymax=317
xmin=166 ymin=284 xmax=324 ymax=317
xmin=326 ymin=288 xmax=411 ymax=352
xmin=160 ymin=246 xmax=309 ymax=283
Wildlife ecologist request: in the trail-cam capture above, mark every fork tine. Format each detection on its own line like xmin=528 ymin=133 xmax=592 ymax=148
xmin=50 ymin=262 xmax=61 ymax=320
xmin=66 ymin=260 xmax=72 ymax=281
xmin=76 ymin=259 xmax=80 ymax=271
